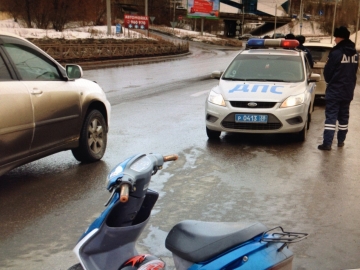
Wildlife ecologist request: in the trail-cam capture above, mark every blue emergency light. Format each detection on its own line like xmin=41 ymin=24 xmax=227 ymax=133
xmin=247 ymin=39 xmax=299 ymax=49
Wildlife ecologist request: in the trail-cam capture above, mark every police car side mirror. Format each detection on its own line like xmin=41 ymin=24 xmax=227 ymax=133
xmin=211 ymin=71 xmax=223 ymax=80
xmin=309 ymin=72 xmax=320 ymax=82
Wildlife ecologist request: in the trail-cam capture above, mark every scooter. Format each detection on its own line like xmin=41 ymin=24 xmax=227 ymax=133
xmin=69 ymin=153 xmax=308 ymax=270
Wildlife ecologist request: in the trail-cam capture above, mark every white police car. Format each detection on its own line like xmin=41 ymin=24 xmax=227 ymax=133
xmin=205 ymin=38 xmax=320 ymax=141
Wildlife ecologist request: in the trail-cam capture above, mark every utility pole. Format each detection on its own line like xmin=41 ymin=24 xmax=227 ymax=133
xmin=145 ymin=0 xmax=148 ymax=37
xmin=106 ymin=0 xmax=111 ymax=36
xmin=242 ymin=7 xmax=245 ymax=36
xmin=170 ymin=0 xmax=177 ymax=33
xmin=299 ymin=0 xmax=303 ymax=35
xmin=355 ymin=0 xmax=360 ymax=47
xmin=331 ymin=0 xmax=338 ymax=44
xmin=274 ymin=4 xmax=277 ymax=35
xmin=288 ymin=0 xmax=291 ymax=16
xmin=173 ymin=0 xmax=176 ymax=22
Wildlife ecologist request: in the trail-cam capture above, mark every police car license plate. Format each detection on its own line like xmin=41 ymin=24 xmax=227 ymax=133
xmin=235 ymin=114 xmax=268 ymax=123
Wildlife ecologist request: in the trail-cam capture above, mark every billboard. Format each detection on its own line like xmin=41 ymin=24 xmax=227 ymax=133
xmin=124 ymin=14 xmax=149 ymax=30
xmin=187 ymin=0 xmax=220 ymax=19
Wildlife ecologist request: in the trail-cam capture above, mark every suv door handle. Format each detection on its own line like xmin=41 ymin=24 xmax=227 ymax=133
xmin=31 ymin=89 xmax=43 ymax=95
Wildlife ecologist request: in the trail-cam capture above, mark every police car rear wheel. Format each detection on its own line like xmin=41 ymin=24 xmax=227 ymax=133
xmin=206 ymin=127 xmax=221 ymax=139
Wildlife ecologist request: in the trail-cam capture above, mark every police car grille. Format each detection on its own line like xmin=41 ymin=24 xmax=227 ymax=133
xmin=230 ymin=101 xmax=276 ymax=108
xmin=222 ymin=121 xmax=282 ymax=130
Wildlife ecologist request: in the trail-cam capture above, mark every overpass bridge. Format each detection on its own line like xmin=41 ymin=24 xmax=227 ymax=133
xmin=220 ymin=13 xmax=292 ymax=37
xmin=218 ymin=0 xmax=292 ymax=37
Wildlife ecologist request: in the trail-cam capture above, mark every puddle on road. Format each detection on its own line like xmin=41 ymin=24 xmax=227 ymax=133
xmin=137 ymin=144 xmax=320 ymax=267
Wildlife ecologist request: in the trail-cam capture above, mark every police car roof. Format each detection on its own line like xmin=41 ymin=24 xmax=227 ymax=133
xmin=240 ymin=48 xmax=302 ymax=56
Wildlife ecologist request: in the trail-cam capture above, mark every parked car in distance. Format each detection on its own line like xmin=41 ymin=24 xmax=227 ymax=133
xmin=0 ymin=31 xmax=111 ymax=177
xmin=272 ymin=33 xmax=285 ymax=39
xmin=304 ymin=42 xmax=333 ymax=98
xmin=239 ymin=33 xmax=253 ymax=40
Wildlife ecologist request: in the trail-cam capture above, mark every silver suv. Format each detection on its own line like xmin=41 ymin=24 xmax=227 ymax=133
xmin=0 ymin=32 xmax=111 ymax=176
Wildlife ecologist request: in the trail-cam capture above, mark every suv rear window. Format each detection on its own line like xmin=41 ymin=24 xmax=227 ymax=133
xmin=307 ymin=46 xmax=331 ymax=62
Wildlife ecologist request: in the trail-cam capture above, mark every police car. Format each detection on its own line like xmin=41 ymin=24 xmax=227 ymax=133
xmin=205 ymin=38 xmax=320 ymax=141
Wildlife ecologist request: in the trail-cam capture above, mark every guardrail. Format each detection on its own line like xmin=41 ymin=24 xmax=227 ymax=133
xmin=32 ymin=41 xmax=189 ymax=62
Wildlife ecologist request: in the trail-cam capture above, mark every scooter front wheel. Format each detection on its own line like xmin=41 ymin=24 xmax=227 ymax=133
xmin=67 ymin=263 xmax=83 ymax=270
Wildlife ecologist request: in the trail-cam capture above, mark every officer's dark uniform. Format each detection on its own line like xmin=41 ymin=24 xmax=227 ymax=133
xmin=295 ymin=35 xmax=314 ymax=68
xmin=319 ymin=26 xmax=358 ymax=150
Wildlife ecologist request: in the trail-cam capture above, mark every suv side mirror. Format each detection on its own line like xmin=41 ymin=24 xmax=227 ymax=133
xmin=66 ymin=64 xmax=83 ymax=80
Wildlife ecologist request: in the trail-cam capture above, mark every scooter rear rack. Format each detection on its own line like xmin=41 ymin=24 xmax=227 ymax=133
xmin=260 ymin=226 xmax=308 ymax=251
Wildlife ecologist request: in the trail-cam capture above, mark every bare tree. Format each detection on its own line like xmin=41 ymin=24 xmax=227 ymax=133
xmin=0 ymin=0 xmax=24 ymax=22
xmin=50 ymin=0 xmax=71 ymax=31
xmin=32 ymin=0 xmax=52 ymax=29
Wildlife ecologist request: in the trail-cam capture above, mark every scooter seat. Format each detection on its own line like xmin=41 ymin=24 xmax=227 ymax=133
xmin=165 ymin=220 xmax=268 ymax=263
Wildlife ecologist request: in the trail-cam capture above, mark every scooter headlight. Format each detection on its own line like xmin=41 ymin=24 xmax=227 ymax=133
xmin=106 ymin=159 xmax=129 ymax=189
xmin=108 ymin=166 xmax=123 ymax=180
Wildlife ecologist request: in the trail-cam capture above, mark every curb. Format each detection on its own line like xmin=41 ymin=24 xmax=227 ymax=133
xmin=71 ymin=52 xmax=192 ymax=70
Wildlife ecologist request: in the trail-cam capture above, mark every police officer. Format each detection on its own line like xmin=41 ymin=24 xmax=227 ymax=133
xmin=295 ymin=35 xmax=314 ymax=68
xmin=285 ymin=34 xmax=314 ymax=68
xmin=285 ymin=33 xmax=295 ymax=39
xmin=318 ymin=26 xmax=359 ymax=150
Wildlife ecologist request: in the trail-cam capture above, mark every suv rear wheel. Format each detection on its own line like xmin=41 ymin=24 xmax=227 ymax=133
xmin=72 ymin=109 xmax=107 ymax=162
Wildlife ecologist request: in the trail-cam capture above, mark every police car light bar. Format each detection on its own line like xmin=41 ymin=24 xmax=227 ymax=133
xmin=247 ymin=39 xmax=299 ymax=48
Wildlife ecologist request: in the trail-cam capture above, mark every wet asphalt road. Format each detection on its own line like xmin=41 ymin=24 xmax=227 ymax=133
xmin=1 ymin=42 xmax=360 ymax=270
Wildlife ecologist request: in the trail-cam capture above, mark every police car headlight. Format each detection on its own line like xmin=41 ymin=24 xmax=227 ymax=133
xmin=208 ymin=90 xmax=225 ymax=106
xmin=280 ymin=93 xmax=305 ymax=108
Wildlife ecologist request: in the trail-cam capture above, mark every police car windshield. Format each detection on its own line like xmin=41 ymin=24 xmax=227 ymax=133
xmin=222 ymin=54 xmax=304 ymax=82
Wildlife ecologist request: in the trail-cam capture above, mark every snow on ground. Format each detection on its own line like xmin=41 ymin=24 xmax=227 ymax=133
xmin=0 ymin=19 xmax=147 ymax=39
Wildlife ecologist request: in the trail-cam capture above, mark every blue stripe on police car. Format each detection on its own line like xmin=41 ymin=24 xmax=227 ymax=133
xmin=228 ymin=84 xmax=285 ymax=94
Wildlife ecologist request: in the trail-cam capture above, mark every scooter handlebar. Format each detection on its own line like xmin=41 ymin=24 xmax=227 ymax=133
xmin=163 ymin=154 xmax=178 ymax=162
xmin=117 ymin=154 xmax=177 ymax=203
xmin=119 ymin=184 xmax=130 ymax=203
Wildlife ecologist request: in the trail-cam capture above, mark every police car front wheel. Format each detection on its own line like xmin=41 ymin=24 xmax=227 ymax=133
xmin=297 ymin=119 xmax=308 ymax=142
xmin=206 ymin=127 xmax=221 ymax=139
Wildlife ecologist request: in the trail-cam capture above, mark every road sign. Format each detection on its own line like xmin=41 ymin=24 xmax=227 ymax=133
xmin=116 ymin=24 xmax=122 ymax=34
xmin=124 ymin=14 xmax=149 ymax=30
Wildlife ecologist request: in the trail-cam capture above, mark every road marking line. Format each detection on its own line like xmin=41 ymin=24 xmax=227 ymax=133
xmin=191 ymin=90 xmax=209 ymax=97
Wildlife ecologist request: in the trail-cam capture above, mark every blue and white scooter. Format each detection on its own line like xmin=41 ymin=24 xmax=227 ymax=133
xmin=69 ymin=153 xmax=308 ymax=270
